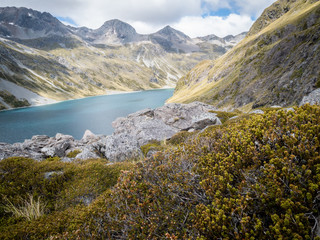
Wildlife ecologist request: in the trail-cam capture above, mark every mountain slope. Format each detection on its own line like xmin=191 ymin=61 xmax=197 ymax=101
xmin=150 ymin=26 xmax=199 ymax=53
xmin=72 ymin=19 xmax=143 ymax=45
xmin=0 ymin=7 xmax=246 ymax=109
xmin=168 ymin=0 xmax=320 ymax=110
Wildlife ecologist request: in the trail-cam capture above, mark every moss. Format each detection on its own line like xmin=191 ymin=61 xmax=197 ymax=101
xmin=209 ymin=110 xmax=238 ymax=124
xmin=45 ymin=156 xmax=61 ymax=162
xmin=140 ymin=140 xmax=162 ymax=156
xmin=167 ymin=131 xmax=195 ymax=145
xmin=66 ymin=149 xmax=81 ymax=158
xmin=2 ymin=105 xmax=320 ymax=239
xmin=0 ymin=103 xmax=6 ymax=110
xmin=0 ymin=157 xmax=133 ymax=239
xmin=0 ymin=91 xmax=30 ymax=108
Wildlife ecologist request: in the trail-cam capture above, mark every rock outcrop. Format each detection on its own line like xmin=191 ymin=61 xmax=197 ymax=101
xmin=0 ymin=102 xmax=221 ymax=162
xmin=98 ymin=102 xmax=221 ymax=161
xmin=299 ymin=88 xmax=320 ymax=106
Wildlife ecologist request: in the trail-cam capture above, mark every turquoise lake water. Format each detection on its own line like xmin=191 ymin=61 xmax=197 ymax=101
xmin=0 ymin=89 xmax=174 ymax=144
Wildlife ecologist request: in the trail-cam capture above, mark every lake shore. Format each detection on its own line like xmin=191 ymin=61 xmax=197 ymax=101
xmin=0 ymin=87 xmax=175 ymax=112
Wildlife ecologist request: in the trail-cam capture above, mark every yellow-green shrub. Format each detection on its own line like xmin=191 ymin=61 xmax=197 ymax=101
xmin=70 ymin=105 xmax=320 ymax=239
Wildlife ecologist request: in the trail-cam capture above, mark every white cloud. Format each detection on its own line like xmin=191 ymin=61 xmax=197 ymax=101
xmin=201 ymin=0 xmax=231 ymax=12
xmin=172 ymin=14 xmax=254 ymax=38
xmin=128 ymin=21 xmax=163 ymax=35
xmin=0 ymin=0 xmax=276 ymax=36
xmin=233 ymin=0 xmax=276 ymax=18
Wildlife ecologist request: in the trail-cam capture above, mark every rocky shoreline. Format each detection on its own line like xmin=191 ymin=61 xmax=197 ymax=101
xmin=0 ymin=102 xmax=221 ymax=162
xmin=1 ymin=88 xmax=319 ymax=162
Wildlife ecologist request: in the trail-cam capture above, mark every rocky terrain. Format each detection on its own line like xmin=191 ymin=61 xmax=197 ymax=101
xmin=168 ymin=0 xmax=320 ymax=110
xmin=2 ymin=91 xmax=317 ymax=163
xmin=0 ymin=7 xmax=246 ymax=110
xmin=0 ymin=102 xmax=221 ymax=161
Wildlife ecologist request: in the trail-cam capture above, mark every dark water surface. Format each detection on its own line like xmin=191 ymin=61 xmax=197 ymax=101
xmin=0 ymin=89 xmax=174 ymax=143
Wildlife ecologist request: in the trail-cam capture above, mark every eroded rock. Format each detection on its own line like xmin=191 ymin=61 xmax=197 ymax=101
xmin=0 ymin=102 xmax=221 ymax=162
xmin=300 ymin=88 xmax=320 ymax=106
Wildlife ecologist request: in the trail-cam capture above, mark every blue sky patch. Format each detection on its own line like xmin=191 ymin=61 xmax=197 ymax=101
xmin=202 ymin=8 xmax=233 ymax=18
xmin=56 ymin=16 xmax=77 ymax=26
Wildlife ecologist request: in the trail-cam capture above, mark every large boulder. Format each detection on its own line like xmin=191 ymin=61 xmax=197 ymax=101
xmin=0 ymin=102 xmax=221 ymax=162
xmin=99 ymin=102 xmax=221 ymax=161
xmin=300 ymin=88 xmax=320 ymax=106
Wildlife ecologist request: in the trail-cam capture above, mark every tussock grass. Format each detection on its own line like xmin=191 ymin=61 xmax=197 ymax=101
xmin=3 ymin=194 xmax=46 ymax=221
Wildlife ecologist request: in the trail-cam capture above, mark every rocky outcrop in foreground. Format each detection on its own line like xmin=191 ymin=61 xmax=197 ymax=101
xmin=0 ymin=102 xmax=221 ymax=162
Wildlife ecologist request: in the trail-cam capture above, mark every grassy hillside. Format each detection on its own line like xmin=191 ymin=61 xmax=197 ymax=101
xmin=0 ymin=36 xmax=226 ymax=109
xmin=1 ymin=104 xmax=320 ymax=239
xmin=168 ymin=0 xmax=320 ymax=110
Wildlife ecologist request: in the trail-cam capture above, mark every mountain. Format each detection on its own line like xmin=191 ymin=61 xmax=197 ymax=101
xmin=72 ymin=19 xmax=143 ymax=45
xmin=0 ymin=7 xmax=80 ymax=50
xmin=0 ymin=7 xmax=69 ymax=39
xmin=196 ymin=32 xmax=247 ymax=50
xmin=0 ymin=7 xmax=246 ymax=110
xmin=149 ymin=26 xmax=199 ymax=53
xmin=168 ymin=0 xmax=320 ymax=110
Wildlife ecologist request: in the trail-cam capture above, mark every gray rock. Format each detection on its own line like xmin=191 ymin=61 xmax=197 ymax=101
xmin=100 ymin=134 xmax=142 ymax=162
xmin=299 ymin=88 xmax=320 ymax=106
xmin=100 ymin=102 xmax=221 ymax=161
xmin=76 ymin=146 xmax=101 ymax=160
xmin=284 ymin=107 xmax=295 ymax=112
xmin=81 ymin=129 xmax=99 ymax=143
xmin=0 ymin=102 xmax=221 ymax=162
xmin=54 ymin=140 xmax=71 ymax=157
xmin=41 ymin=146 xmax=56 ymax=157
xmin=60 ymin=157 xmax=73 ymax=163
xmin=249 ymin=109 xmax=265 ymax=114
xmin=44 ymin=171 xmax=64 ymax=179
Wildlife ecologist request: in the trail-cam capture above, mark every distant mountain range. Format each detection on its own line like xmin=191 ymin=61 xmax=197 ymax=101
xmin=0 ymin=7 xmax=246 ymax=109
xmin=168 ymin=0 xmax=320 ymax=110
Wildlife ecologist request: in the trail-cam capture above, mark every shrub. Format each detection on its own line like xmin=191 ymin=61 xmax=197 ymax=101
xmin=1 ymin=105 xmax=320 ymax=239
xmin=69 ymin=105 xmax=320 ymax=239
xmin=66 ymin=149 xmax=82 ymax=158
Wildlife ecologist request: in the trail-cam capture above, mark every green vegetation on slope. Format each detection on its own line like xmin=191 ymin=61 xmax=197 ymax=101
xmin=0 ymin=158 xmax=133 ymax=239
xmin=0 ymin=91 xmax=30 ymax=108
xmin=1 ymin=105 xmax=319 ymax=239
xmin=168 ymin=0 xmax=320 ymax=110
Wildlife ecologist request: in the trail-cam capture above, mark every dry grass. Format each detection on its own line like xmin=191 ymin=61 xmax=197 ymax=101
xmin=3 ymin=194 xmax=46 ymax=221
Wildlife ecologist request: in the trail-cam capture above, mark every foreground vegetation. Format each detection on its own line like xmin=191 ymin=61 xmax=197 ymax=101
xmin=1 ymin=104 xmax=320 ymax=239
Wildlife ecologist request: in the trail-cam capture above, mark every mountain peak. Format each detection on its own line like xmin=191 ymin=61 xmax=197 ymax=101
xmin=89 ymin=19 xmax=138 ymax=45
xmin=99 ymin=19 xmax=137 ymax=33
xmin=247 ymin=0 xmax=303 ymax=36
xmin=0 ymin=6 xmax=69 ymax=40
xmin=156 ymin=25 xmax=189 ymax=38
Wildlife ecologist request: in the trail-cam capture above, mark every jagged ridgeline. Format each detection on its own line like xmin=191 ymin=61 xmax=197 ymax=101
xmin=0 ymin=7 xmax=245 ymax=109
xmin=168 ymin=0 xmax=320 ymax=110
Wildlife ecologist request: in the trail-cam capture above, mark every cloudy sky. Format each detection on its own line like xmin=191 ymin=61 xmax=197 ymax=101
xmin=0 ymin=0 xmax=276 ymax=37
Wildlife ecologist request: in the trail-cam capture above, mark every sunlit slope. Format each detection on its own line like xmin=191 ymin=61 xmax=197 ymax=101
xmin=0 ymin=38 xmax=224 ymax=104
xmin=168 ymin=0 xmax=320 ymax=110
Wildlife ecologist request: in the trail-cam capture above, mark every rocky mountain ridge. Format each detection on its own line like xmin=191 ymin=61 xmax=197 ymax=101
xmin=168 ymin=0 xmax=320 ymax=110
xmin=0 ymin=7 xmax=246 ymax=110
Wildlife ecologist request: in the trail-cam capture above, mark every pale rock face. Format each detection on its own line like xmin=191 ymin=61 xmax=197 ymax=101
xmin=249 ymin=109 xmax=265 ymax=115
xmin=81 ymin=129 xmax=100 ymax=143
xmin=0 ymin=102 xmax=221 ymax=162
xmin=98 ymin=102 xmax=221 ymax=161
xmin=299 ymin=88 xmax=320 ymax=106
